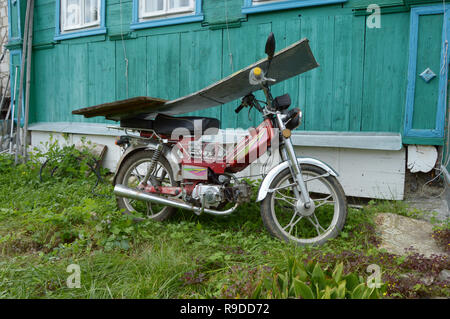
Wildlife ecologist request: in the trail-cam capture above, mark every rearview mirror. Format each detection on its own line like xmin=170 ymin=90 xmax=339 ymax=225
xmin=265 ymin=32 xmax=276 ymax=61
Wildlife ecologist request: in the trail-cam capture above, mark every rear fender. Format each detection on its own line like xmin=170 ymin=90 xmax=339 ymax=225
xmin=256 ymin=157 xmax=338 ymax=202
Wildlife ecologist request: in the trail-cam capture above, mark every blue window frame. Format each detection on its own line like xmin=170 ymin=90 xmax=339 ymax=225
xmin=7 ymin=0 xmax=23 ymax=42
xmin=242 ymin=0 xmax=346 ymax=14
xmin=403 ymin=5 xmax=450 ymax=140
xmin=54 ymin=0 xmax=106 ymax=41
xmin=9 ymin=50 xmax=24 ymax=125
xmin=130 ymin=0 xmax=203 ymax=30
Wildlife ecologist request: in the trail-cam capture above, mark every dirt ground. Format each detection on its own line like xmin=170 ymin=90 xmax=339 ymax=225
xmin=404 ymin=170 xmax=449 ymax=222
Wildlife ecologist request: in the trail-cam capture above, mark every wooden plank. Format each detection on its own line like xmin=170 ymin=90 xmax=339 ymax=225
xmin=294 ymin=146 xmax=406 ymax=200
xmin=361 ymin=13 xmax=409 ymax=132
xmin=202 ymin=0 xmax=244 ymax=26
xmin=88 ymin=41 xmax=116 ymax=122
xmin=71 ymin=96 xmax=167 ymax=120
xmin=115 ymin=37 xmax=147 ymax=101
xmin=73 ymin=31 xmax=318 ymax=122
xmin=247 ymin=22 xmax=273 ymax=128
xmin=302 ymin=16 xmax=334 ymax=131
xmin=331 ymin=15 xmax=352 ymax=131
xmin=283 ymin=19 xmax=302 ymax=130
xmin=220 ymin=24 xmax=255 ymax=130
xmin=33 ymin=48 xmax=55 ymax=123
xmin=34 ymin=1 xmax=54 ymax=31
xmin=67 ymin=43 xmax=89 ymax=120
xmin=146 ymin=33 xmax=180 ymax=100
xmin=107 ymin=1 xmax=133 ymax=36
xmin=349 ymin=16 xmax=365 ymax=131
xmin=162 ymin=34 xmax=317 ymax=121
xmin=402 ymin=136 xmax=444 ymax=145
xmin=268 ymin=19 xmax=287 ymax=105
xmin=179 ymin=29 xmax=223 ymax=121
xmin=53 ymin=44 xmax=68 ymax=123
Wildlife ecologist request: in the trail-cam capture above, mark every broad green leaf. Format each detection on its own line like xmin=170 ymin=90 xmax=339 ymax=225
xmin=296 ymin=266 xmax=309 ymax=282
xmin=111 ymin=226 xmax=120 ymax=235
xmin=252 ymin=281 xmax=263 ymax=299
xmin=332 ymin=262 xmax=344 ymax=283
xmin=330 ymin=287 xmax=338 ymax=299
xmin=293 ymin=279 xmax=315 ymax=299
xmin=122 ymin=240 xmax=130 ymax=250
xmin=343 ymin=273 xmax=360 ymax=291
xmin=311 ymin=263 xmax=326 ymax=290
xmin=277 ymin=273 xmax=288 ymax=294
xmin=321 ymin=286 xmax=332 ymax=299
xmin=336 ymin=280 xmax=347 ymax=299
xmin=351 ymin=283 xmax=367 ymax=299
xmin=305 ymin=260 xmax=315 ymax=274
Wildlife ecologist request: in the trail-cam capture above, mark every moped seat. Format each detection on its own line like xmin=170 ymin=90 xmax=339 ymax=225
xmin=154 ymin=114 xmax=220 ymax=136
xmin=120 ymin=114 xmax=220 ymax=136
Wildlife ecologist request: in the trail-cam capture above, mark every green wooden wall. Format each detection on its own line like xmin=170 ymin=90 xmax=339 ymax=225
xmin=6 ymin=0 xmax=442 ymax=134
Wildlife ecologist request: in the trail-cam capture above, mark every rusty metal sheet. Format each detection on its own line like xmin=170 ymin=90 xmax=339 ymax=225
xmin=153 ymin=38 xmax=318 ymax=118
xmin=71 ymin=96 xmax=167 ymax=120
xmin=72 ymin=38 xmax=318 ymax=121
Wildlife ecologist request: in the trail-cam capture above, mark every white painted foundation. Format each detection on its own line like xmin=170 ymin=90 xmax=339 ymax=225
xmin=30 ymin=131 xmax=122 ymax=172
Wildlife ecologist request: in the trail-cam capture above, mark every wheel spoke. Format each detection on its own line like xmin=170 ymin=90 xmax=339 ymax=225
xmin=276 ymin=191 xmax=297 ymax=201
xmin=282 ymin=213 xmax=304 ymax=235
xmin=146 ymin=202 xmax=155 ymax=216
xmin=274 ymin=191 xmax=297 ymax=207
xmin=306 ymin=214 xmax=327 ymax=236
xmin=133 ymin=167 xmax=143 ymax=181
xmin=303 ymin=173 xmax=330 ymax=183
xmin=269 ymin=182 xmax=297 ymax=192
xmin=314 ymin=194 xmax=333 ymax=208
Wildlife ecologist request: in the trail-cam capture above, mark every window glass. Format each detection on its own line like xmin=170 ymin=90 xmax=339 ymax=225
xmin=141 ymin=0 xmax=194 ymax=17
xmin=145 ymin=0 xmax=164 ymax=13
xmin=84 ymin=0 xmax=99 ymax=24
xmin=168 ymin=0 xmax=190 ymax=9
xmin=65 ymin=0 xmax=81 ymax=29
xmin=62 ymin=0 xmax=100 ymax=32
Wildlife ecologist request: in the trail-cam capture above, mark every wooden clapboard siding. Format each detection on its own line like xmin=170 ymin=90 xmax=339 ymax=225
xmin=179 ymin=29 xmax=222 ymax=120
xmin=146 ymin=33 xmax=181 ymax=100
xmin=12 ymin=0 xmax=442 ymax=137
xmin=361 ymin=13 xmax=410 ymax=132
xmin=115 ymin=37 xmax=147 ymax=101
xmin=305 ymin=15 xmax=338 ymax=131
xmin=88 ymin=41 xmax=116 ymax=117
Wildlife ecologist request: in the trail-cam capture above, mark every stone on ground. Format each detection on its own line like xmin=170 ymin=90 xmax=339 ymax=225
xmin=374 ymin=213 xmax=448 ymax=258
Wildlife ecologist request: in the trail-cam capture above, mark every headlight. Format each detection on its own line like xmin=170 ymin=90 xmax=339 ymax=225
xmin=282 ymin=107 xmax=302 ymax=130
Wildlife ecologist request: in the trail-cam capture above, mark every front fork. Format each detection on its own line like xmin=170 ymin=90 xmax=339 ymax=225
xmin=275 ymin=113 xmax=312 ymax=208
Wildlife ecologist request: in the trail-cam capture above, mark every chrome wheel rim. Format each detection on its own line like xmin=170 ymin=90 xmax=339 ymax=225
xmin=122 ymin=157 xmax=173 ymax=219
xmin=270 ymin=170 xmax=340 ymax=244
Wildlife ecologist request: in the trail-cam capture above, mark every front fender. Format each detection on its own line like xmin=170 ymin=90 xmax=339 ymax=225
xmin=256 ymin=157 xmax=338 ymax=202
xmin=112 ymin=141 xmax=182 ymax=185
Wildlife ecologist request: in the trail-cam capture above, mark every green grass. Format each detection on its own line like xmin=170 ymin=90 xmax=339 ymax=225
xmin=0 ymin=151 xmax=448 ymax=299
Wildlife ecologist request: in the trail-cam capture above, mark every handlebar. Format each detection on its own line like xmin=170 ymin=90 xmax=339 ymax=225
xmin=235 ymin=94 xmax=265 ymax=114
xmin=235 ymin=103 xmax=245 ymax=114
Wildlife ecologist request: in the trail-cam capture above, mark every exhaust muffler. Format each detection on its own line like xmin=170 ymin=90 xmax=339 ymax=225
xmin=114 ymin=184 xmax=237 ymax=216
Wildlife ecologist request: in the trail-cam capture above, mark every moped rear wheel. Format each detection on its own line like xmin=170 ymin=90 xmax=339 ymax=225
xmin=261 ymin=164 xmax=347 ymax=246
xmin=115 ymin=150 xmax=177 ymax=221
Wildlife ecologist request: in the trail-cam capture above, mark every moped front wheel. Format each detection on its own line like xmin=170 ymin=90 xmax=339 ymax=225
xmin=260 ymin=164 xmax=347 ymax=246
